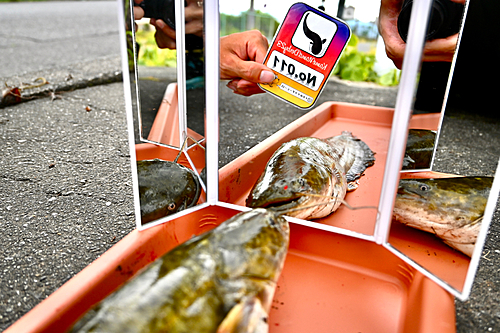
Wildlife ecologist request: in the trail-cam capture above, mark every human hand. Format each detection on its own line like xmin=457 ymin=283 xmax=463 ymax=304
xmin=132 ymin=0 xmax=145 ymax=31
xmin=149 ymin=0 xmax=204 ymax=50
xmin=220 ymin=30 xmax=276 ymax=96
xmin=378 ymin=0 xmax=465 ymax=69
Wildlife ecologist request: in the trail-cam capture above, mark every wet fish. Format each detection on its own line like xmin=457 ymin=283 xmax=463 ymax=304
xmin=246 ymin=131 xmax=375 ymax=220
xmin=70 ymin=208 xmax=289 ymax=333
xmin=137 ymin=159 xmax=201 ymax=224
xmin=393 ymin=177 xmax=493 ymax=257
xmin=402 ymin=129 xmax=436 ymax=170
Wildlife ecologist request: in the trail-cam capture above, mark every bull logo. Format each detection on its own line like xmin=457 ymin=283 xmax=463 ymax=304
xmin=292 ymin=11 xmax=338 ymax=58
xmin=303 ymin=13 xmax=326 ymax=55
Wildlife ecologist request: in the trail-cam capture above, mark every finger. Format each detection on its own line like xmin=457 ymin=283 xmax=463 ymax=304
xmin=133 ymin=6 xmax=144 ymax=20
xmin=152 ymin=19 xmax=177 ymax=49
xmin=227 ymin=79 xmax=265 ymax=96
xmin=422 ymin=34 xmax=458 ymax=62
xmin=244 ymin=30 xmax=270 ymax=63
xmin=153 ymin=19 xmax=176 ymax=39
xmin=222 ymin=60 xmax=276 ymax=84
xmin=185 ymin=20 xmax=204 ymax=37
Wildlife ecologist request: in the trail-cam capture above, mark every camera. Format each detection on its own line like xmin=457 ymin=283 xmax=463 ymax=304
xmin=137 ymin=0 xmax=203 ymax=50
xmin=138 ymin=0 xmax=179 ymax=30
xmin=397 ymin=0 xmax=465 ymax=43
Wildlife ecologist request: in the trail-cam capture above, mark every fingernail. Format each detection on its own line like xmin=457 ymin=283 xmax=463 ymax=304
xmin=259 ymin=70 xmax=275 ymax=83
xmin=226 ymin=83 xmax=236 ymax=92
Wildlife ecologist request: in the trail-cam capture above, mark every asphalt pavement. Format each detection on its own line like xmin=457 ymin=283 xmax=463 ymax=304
xmin=1 ymin=1 xmax=500 ymax=332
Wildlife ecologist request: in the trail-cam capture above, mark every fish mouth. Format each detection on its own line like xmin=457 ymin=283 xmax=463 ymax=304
xmin=248 ymin=194 xmax=307 ymax=213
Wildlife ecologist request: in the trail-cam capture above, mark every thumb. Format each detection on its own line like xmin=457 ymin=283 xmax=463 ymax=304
xmin=221 ymin=57 xmax=275 ymax=84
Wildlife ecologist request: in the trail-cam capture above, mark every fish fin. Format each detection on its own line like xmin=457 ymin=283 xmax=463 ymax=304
xmin=347 ymin=180 xmax=359 ymax=191
xmin=345 ymin=139 xmax=375 ymax=184
xmin=217 ymin=297 xmax=269 ymax=333
xmin=471 ymin=216 xmax=483 ymax=226
xmin=443 ymin=240 xmax=474 ymax=257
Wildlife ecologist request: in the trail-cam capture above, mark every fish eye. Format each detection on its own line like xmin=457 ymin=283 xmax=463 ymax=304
xmin=419 ymin=184 xmax=430 ymax=191
xmin=167 ymin=203 xmax=176 ymax=211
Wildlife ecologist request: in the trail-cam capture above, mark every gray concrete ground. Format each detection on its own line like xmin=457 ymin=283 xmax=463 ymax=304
xmin=1 ymin=1 xmax=500 ymax=332
xmin=0 ymin=1 xmax=120 ymax=78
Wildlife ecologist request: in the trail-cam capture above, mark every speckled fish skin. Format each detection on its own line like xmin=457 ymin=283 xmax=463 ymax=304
xmin=393 ymin=177 xmax=493 ymax=257
xmin=70 ymin=208 xmax=289 ymax=333
xmin=137 ymin=159 xmax=201 ymax=224
xmin=402 ymin=129 xmax=437 ymax=170
xmin=246 ymin=132 xmax=375 ymax=220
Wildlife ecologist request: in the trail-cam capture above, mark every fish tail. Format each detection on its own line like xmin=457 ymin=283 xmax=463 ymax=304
xmin=217 ymin=297 xmax=269 ymax=333
xmin=325 ymin=132 xmax=375 ymax=184
xmin=346 ymin=137 xmax=375 ymax=183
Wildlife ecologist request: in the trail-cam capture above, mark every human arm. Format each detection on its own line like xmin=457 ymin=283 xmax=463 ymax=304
xmin=378 ymin=0 xmax=466 ymax=68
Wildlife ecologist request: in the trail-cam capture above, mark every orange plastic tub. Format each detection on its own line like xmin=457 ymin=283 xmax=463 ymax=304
xmin=219 ymin=101 xmax=441 ymax=237
xmin=6 ymin=102 xmax=454 ymax=333
xmin=5 ymin=204 xmax=455 ymax=333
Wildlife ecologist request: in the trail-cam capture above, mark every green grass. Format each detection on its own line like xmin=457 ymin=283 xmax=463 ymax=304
xmin=332 ymin=34 xmax=400 ymax=87
xmin=135 ymin=26 xmax=177 ymax=67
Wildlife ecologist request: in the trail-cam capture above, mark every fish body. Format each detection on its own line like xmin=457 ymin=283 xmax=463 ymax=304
xmin=393 ymin=177 xmax=493 ymax=257
xmin=246 ymin=132 xmax=375 ymax=220
xmin=137 ymin=159 xmax=201 ymax=224
xmin=70 ymin=208 xmax=289 ymax=333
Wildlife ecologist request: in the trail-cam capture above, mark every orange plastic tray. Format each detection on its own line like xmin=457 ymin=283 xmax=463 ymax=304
xmin=5 ymin=205 xmax=455 ymax=333
xmin=135 ymin=141 xmax=206 ymax=177
xmin=219 ymin=101 xmax=441 ymax=236
xmin=6 ymin=102 xmax=454 ymax=333
xmin=146 ymin=83 xmax=204 ymax=146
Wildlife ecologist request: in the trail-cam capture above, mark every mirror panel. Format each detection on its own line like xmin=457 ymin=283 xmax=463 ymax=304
xmin=386 ymin=0 xmax=500 ymax=299
xmin=401 ymin=0 xmax=468 ymax=172
xmin=217 ymin=0 xmax=423 ymax=239
xmin=121 ymin=0 xmax=206 ymax=228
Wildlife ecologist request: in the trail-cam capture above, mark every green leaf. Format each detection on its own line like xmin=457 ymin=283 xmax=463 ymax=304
xmin=378 ymin=70 xmax=400 ymax=86
xmin=341 ymin=66 xmax=368 ymax=82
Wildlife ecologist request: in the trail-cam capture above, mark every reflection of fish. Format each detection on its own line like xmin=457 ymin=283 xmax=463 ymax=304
xmin=303 ymin=13 xmax=326 ymax=55
xmin=402 ymin=129 xmax=436 ymax=170
xmin=393 ymin=177 xmax=493 ymax=257
xmin=70 ymin=208 xmax=289 ymax=333
xmin=246 ymin=132 xmax=375 ymax=220
xmin=137 ymin=159 xmax=201 ymax=224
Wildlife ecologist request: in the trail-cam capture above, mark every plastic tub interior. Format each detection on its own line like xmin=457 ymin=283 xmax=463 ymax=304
xmin=6 ymin=204 xmax=455 ymax=333
xmin=6 ymin=102 xmax=456 ymax=333
xmin=219 ymin=101 xmax=442 ymax=237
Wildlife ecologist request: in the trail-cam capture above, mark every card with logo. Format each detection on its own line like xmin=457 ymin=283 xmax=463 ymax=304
xmin=259 ymin=2 xmax=351 ymax=109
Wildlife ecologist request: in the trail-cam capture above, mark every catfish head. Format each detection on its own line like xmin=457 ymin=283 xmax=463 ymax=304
xmin=137 ymin=159 xmax=201 ymax=224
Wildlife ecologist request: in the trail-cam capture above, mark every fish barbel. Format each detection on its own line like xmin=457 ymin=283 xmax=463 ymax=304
xmin=393 ymin=177 xmax=493 ymax=257
xmin=137 ymin=159 xmax=201 ymax=224
xmin=246 ymin=132 xmax=375 ymax=220
xmin=70 ymin=208 xmax=289 ymax=333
